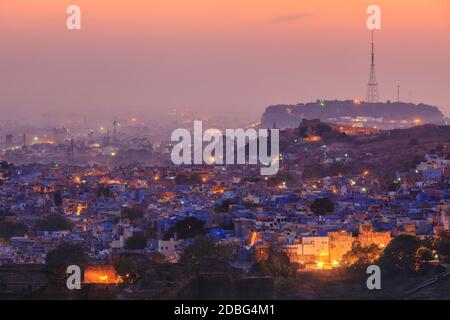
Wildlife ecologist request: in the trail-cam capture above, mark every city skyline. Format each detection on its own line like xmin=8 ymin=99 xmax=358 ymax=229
xmin=1 ymin=1 xmax=450 ymax=303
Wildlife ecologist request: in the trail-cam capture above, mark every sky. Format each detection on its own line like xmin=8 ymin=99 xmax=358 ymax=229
xmin=1 ymin=0 xmax=449 ymax=122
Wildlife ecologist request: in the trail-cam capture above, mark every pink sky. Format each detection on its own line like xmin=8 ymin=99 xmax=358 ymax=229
xmin=1 ymin=0 xmax=449 ymax=120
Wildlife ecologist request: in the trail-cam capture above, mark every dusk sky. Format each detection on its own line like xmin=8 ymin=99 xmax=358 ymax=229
xmin=1 ymin=0 xmax=449 ymax=121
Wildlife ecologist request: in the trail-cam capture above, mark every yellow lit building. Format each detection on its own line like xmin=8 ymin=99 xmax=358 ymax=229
xmin=63 ymin=199 xmax=88 ymax=216
xmin=84 ymin=265 xmax=123 ymax=284
xmin=358 ymin=223 xmax=391 ymax=248
xmin=328 ymin=231 xmax=354 ymax=262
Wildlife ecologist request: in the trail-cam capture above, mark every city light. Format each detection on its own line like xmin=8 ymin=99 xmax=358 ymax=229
xmin=0 ymin=0 xmax=447 ymax=302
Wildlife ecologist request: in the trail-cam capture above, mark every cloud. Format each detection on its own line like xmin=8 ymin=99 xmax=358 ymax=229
xmin=271 ymin=13 xmax=314 ymax=24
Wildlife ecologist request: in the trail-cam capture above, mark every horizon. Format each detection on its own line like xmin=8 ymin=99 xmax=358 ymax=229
xmin=1 ymin=0 xmax=449 ymax=121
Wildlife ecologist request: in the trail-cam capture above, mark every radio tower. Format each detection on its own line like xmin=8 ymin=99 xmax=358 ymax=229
xmin=366 ymin=30 xmax=379 ymax=103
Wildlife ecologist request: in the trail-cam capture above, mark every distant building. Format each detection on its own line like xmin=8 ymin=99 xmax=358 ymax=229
xmin=328 ymin=231 xmax=354 ymax=262
xmin=5 ymin=134 xmax=13 ymax=147
xmin=158 ymin=238 xmax=183 ymax=263
xmin=358 ymin=224 xmax=391 ymax=248
xmin=301 ymin=236 xmax=329 ymax=263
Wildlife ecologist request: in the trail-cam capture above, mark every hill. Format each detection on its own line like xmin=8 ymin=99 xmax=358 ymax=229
xmin=279 ymin=121 xmax=450 ymax=183
xmin=260 ymin=100 xmax=445 ymax=130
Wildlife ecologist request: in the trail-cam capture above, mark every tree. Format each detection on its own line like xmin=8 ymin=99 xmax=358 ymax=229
xmin=121 ymin=207 xmax=145 ymax=220
xmin=433 ymin=236 xmax=450 ymax=262
xmin=266 ymin=172 xmax=297 ymax=188
xmin=388 ymin=179 xmax=401 ymax=192
xmin=175 ymin=173 xmax=189 ymax=184
xmin=175 ymin=173 xmax=202 ymax=185
xmin=342 ymin=242 xmax=382 ymax=268
xmin=417 ymin=247 xmax=433 ymax=262
xmin=36 ymin=214 xmax=72 ymax=231
xmin=0 ymin=221 xmax=28 ymax=240
xmin=53 ymin=192 xmax=63 ymax=206
xmin=379 ymin=235 xmax=427 ymax=273
xmin=114 ymin=257 xmax=139 ymax=284
xmin=214 ymin=199 xmax=237 ymax=213
xmin=96 ymin=184 xmax=113 ymax=198
xmin=180 ymin=236 xmax=233 ymax=271
xmin=252 ymin=250 xmax=294 ymax=278
xmin=310 ymin=197 xmax=334 ymax=216
xmin=46 ymin=243 xmax=86 ymax=279
xmin=241 ymin=200 xmax=260 ymax=208
xmin=125 ymin=234 xmax=148 ymax=250
xmin=164 ymin=217 xmax=206 ymax=240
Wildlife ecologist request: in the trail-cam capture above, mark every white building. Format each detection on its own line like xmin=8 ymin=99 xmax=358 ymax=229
xmin=158 ymin=238 xmax=183 ymax=263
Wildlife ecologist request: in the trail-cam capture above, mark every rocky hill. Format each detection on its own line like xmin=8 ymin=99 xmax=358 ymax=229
xmin=260 ymin=100 xmax=445 ymax=129
xmin=278 ymin=121 xmax=450 ymax=182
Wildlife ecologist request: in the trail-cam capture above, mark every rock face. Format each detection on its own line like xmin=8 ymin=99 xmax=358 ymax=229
xmin=260 ymin=100 xmax=445 ymax=129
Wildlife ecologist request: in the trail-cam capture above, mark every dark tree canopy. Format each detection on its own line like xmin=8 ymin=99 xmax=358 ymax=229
xmin=114 ymin=257 xmax=139 ymax=283
xmin=310 ymin=197 xmax=335 ymax=216
xmin=96 ymin=184 xmax=113 ymax=198
xmin=53 ymin=192 xmax=63 ymax=206
xmin=379 ymin=235 xmax=426 ymax=273
xmin=175 ymin=173 xmax=202 ymax=185
xmin=0 ymin=221 xmax=28 ymax=240
xmin=121 ymin=207 xmax=145 ymax=220
xmin=342 ymin=242 xmax=382 ymax=267
xmin=214 ymin=199 xmax=237 ymax=213
xmin=252 ymin=250 xmax=294 ymax=278
xmin=180 ymin=236 xmax=233 ymax=271
xmin=266 ymin=172 xmax=297 ymax=188
xmin=125 ymin=234 xmax=148 ymax=250
xmin=45 ymin=243 xmax=86 ymax=278
xmin=165 ymin=217 xmax=206 ymax=240
xmin=36 ymin=214 xmax=73 ymax=231
xmin=434 ymin=236 xmax=450 ymax=262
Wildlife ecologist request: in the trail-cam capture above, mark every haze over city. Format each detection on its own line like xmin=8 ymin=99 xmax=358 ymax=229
xmin=1 ymin=0 xmax=450 ymax=123
xmin=1 ymin=0 xmax=450 ymax=305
